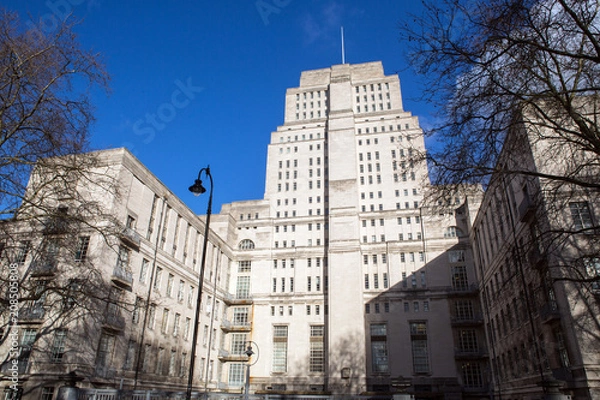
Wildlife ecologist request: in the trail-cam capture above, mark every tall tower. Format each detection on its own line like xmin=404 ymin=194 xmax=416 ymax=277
xmin=221 ymin=61 xmax=486 ymax=397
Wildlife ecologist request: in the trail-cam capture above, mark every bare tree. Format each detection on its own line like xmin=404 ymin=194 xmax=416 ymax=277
xmin=0 ymin=9 xmax=127 ymax=392
xmin=0 ymin=8 xmax=109 ymax=218
xmin=400 ymin=0 xmax=599 ymax=189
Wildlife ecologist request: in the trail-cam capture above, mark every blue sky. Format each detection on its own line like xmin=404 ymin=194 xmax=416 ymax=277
xmin=4 ymin=0 xmax=433 ymax=215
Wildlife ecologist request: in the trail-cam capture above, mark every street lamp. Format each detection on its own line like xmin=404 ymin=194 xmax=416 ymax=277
xmin=186 ymin=166 xmax=213 ymax=400
xmin=244 ymin=341 xmax=259 ymax=400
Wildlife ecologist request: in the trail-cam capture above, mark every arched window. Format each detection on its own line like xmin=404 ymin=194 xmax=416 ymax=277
xmin=238 ymin=239 xmax=255 ymax=250
xmin=444 ymin=226 xmax=464 ymax=238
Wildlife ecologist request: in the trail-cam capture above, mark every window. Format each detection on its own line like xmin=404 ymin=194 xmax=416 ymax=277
xmin=15 ymin=241 xmax=30 ymax=264
xmin=120 ymin=339 xmax=135 ymax=371
xmin=180 ymin=353 xmax=187 ymax=378
xmin=75 ymin=236 xmax=90 ymax=262
xmin=156 ymin=347 xmax=165 ymax=374
xmin=448 ymin=250 xmax=466 ymax=263
xmin=584 ymin=258 xmax=600 ymax=291
xmin=370 ymin=324 xmax=389 ymax=373
xmin=445 ymin=226 xmax=464 ymax=238
xmin=272 ymin=326 xmax=288 ymax=372
xmin=178 ymin=280 xmax=185 ymax=302
xmin=161 ymin=308 xmax=170 ymax=334
xmin=455 ymin=300 xmax=474 ymax=321
xmin=310 ymin=325 xmax=325 ymax=372
xmin=570 ymin=201 xmax=593 ymax=230
xmin=451 ymin=265 xmax=469 ymax=291
xmin=148 ymin=304 xmax=156 ymax=329
xmin=168 ymin=350 xmax=177 ymax=376
xmin=462 ymin=363 xmax=483 ymax=388
xmin=51 ymin=330 xmax=67 ymax=362
xmin=173 ymin=313 xmax=181 ymax=336
xmin=96 ymin=333 xmax=115 ymax=369
xmin=184 ymin=317 xmax=191 ymax=340
xmin=410 ymin=322 xmax=429 ymax=373
xmin=238 ymin=239 xmax=255 ymax=250
xmin=458 ymin=329 xmax=479 ymax=352
xmin=132 ymin=297 xmax=142 ymax=324
xmin=41 ymin=387 xmax=54 ymax=400
xmin=239 ymin=260 xmax=252 ymax=272
xmin=153 ymin=267 xmax=162 ymax=291
xmin=229 ymin=363 xmax=245 ymax=386
xmin=166 ymin=274 xmax=174 ymax=297
xmin=236 ymin=276 xmax=251 ymax=299
xmin=188 ymin=286 xmax=195 ymax=307
xmin=231 ymin=333 xmax=248 ymax=355
xmin=139 ymin=259 xmax=149 ymax=283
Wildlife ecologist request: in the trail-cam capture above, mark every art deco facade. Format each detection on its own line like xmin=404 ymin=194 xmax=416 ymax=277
xmin=213 ymin=62 xmax=488 ymax=398
xmin=1 ymin=62 xmax=490 ymax=400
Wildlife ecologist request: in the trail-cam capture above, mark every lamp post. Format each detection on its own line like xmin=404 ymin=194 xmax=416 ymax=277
xmin=186 ymin=166 xmax=213 ymax=400
xmin=244 ymin=341 xmax=259 ymax=400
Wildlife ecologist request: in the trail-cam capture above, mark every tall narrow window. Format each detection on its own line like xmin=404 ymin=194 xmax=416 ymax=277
xmin=166 ymin=273 xmax=174 ymax=297
xmin=451 ymin=265 xmax=469 ymax=291
xmin=75 ymin=236 xmax=90 ymax=262
xmin=410 ymin=322 xmax=429 ymax=373
xmin=96 ymin=333 xmax=115 ymax=369
xmin=310 ymin=325 xmax=324 ymax=372
xmin=51 ymin=330 xmax=67 ymax=362
xmin=370 ymin=324 xmax=389 ymax=372
xmin=124 ymin=340 xmax=136 ymax=370
xmin=236 ymin=276 xmax=251 ymax=299
xmin=139 ymin=259 xmax=149 ymax=283
xmin=153 ymin=267 xmax=163 ymax=291
xmin=272 ymin=326 xmax=288 ymax=372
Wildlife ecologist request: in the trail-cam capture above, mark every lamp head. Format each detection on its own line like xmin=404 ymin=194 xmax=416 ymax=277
xmin=188 ymin=179 xmax=207 ymax=196
xmin=245 ymin=345 xmax=254 ymax=357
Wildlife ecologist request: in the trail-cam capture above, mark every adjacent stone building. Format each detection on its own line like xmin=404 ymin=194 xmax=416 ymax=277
xmin=471 ymin=100 xmax=600 ymax=399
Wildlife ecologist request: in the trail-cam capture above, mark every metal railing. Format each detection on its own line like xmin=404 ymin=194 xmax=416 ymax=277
xmin=77 ymin=389 xmax=395 ymax=400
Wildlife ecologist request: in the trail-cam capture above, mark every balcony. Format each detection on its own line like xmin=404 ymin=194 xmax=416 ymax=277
xmin=29 ymin=259 xmax=57 ymax=276
xmin=447 ymin=283 xmax=480 ymax=296
xmin=540 ymin=301 xmax=561 ymax=323
xmin=451 ymin=314 xmax=484 ymax=326
xmin=111 ymin=265 xmax=133 ymax=289
xmin=120 ymin=227 xmax=142 ymax=250
xmin=217 ymin=349 xmax=249 ymax=362
xmin=220 ymin=318 xmax=251 ymax=332
xmin=102 ymin=312 xmax=125 ymax=332
xmin=454 ymin=348 xmax=488 ymax=359
xmin=223 ymin=293 xmax=253 ymax=305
